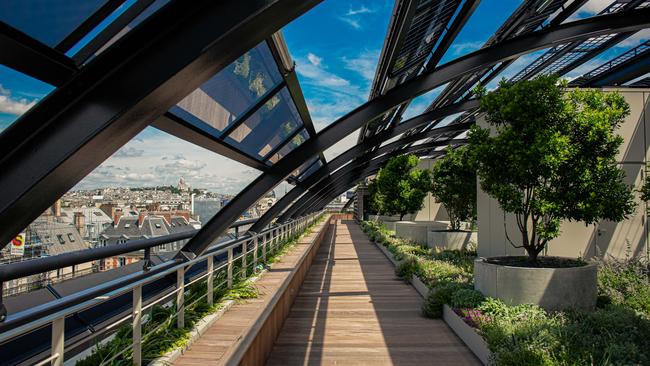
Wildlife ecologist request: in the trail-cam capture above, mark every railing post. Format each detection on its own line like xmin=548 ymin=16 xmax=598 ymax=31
xmin=51 ymin=316 xmax=64 ymax=366
xmin=176 ymin=267 xmax=184 ymax=329
xmin=241 ymin=240 xmax=247 ymax=279
xmin=252 ymin=234 xmax=258 ymax=273
xmin=207 ymin=255 xmax=214 ymax=306
xmin=132 ymin=285 xmax=142 ymax=366
xmin=262 ymin=232 xmax=267 ymax=262
xmin=227 ymin=247 xmax=233 ymax=289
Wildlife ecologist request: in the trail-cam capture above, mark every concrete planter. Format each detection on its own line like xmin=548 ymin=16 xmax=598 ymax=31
xmin=428 ymin=230 xmax=477 ymax=250
xmin=474 ymin=257 xmax=598 ymax=311
xmin=394 ymin=221 xmax=449 ymax=245
xmin=443 ymin=305 xmax=490 ymax=365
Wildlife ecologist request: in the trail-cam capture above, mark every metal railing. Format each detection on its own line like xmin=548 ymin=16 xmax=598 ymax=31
xmin=0 ymin=212 xmax=323 ymax=366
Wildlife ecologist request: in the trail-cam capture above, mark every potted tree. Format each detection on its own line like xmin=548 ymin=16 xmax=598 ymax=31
xmin=469 ymin=75 xmax=635 ymax=311
xmin=368 ymin=154 xmax=432 ymax=238
xmin=429 ymin=145 xmax=477 ymax=250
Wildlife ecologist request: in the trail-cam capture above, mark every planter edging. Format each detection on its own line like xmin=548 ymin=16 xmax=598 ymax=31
xmin=442 ymin=305 xmax=490 ymax=365
xmin=149 ymin=271 xmax=265 ymax=366
xmin=474 ymin=257 xmax=598 ymax=311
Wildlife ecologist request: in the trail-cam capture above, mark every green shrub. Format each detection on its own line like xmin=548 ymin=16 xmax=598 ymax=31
xmin=396 ymin=254 xmax=418 ymax=279
xmin=450 ymin=288 xmax=485 ymax=309
xmin=597 ymin=257 xmax=650 ymax=316
xmin=417 ymin=259 xmax=472 ymax=287
xmin=559 ymin=305 xmax=650 ymax=365
xmin=422 ymin=282 xmax=471 ymax=318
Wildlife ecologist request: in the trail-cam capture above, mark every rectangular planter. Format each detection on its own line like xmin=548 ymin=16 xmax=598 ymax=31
xmin=442 ymin=305 xmax=490 ymax=365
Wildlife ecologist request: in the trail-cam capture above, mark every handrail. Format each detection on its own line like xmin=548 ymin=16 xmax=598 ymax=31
xmin=0 ymin=217 xmax=257 ymax=283
xmin=0 ymin=212 xmax=321 ymax=348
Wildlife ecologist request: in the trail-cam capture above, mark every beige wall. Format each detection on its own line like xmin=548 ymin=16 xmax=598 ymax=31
xmin=477 ymin=88 xmax=650 ymax=260
xmin=413 ymin=158 xmax=450 ymax=222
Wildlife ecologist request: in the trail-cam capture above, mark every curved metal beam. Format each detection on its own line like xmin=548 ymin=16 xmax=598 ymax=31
xmin=304 ymin=149 xmax=446 ymax=216
xmin=178 ymin=8 xmax=650 ymax=259
xmin=284 ymin=138 xmax=466 ymax=220
xmin=0 ymin=0 xmax=322 ymax=248
xmin=248 ymin=100 xmax=479 ymax=232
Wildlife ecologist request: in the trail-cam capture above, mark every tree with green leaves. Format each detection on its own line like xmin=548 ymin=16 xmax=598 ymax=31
xmin=370 ymin=154 xmax=432 ymax=220
xmin=469 ymin=75 xmax=635 ymax=263
xmin=431 ymin=146 xmax=476 ymax=231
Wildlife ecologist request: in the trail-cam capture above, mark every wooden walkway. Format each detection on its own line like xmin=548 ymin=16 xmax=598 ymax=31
xmin=266 ymin=219 xmax=479 ymax=366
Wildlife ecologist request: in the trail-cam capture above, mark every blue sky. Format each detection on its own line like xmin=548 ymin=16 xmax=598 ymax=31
xmin=1 ymin=0 xmax=649 ymax=194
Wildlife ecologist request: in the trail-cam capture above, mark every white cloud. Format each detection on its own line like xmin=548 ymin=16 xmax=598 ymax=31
xmin=296 ymin=54 xmax=350 ymax=88
xmin=450 ymin=41 xmax=483 ymax=56
xmin=0 ymin=85 xmax=37 ymax=116
xmin=114 ymin=146 xmax=144 ymax=158
xmin=342 ymin=49 xmax=380 ymax=82
xmin=338 ymin=16 xmax=361 ymax=29
xmin=338 ymin=4 xmax=376 ymax=30
xmin=75 ymin=128 xmax=262 ymax=194
xmin=347 ymin=5 xmax=374 ymax=16
xmin=307 ymin=53 xmax=322 ymax=66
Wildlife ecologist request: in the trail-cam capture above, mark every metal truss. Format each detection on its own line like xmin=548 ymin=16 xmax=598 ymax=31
xmin=0 ymin=0 xmax=322 ymax=248
xmin=177 ymin=8 xmax=650 ymax=259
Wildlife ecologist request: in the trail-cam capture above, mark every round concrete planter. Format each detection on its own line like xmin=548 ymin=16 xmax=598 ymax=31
xmin=474 ymin=257 xmax=598 ymax=311
xmin=427 ymin=230 xmax=477 ymax=250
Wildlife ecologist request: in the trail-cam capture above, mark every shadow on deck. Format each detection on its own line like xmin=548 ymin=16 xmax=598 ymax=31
xmin=265 ymin=219 xmax=479 ymax=366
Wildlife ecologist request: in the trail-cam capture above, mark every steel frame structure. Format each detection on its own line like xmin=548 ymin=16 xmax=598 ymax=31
xmin=184 ymin=8 xmax=650 ymax=259
xmin=1 ymin=2 xmax=650 ymax=363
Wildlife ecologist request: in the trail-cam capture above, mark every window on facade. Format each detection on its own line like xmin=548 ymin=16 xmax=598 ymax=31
xmin=67 ymin=233 xmax=75 ymax=242
xmin=56 ymin=235 xmax=65 ymax=244
xmin=119 ymin=257 xmax=126 ymax=267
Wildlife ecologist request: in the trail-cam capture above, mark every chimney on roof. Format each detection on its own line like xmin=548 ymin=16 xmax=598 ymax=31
xmin=74 ymin=212 xmax=85 ymax=238
xmin=138 ymin=212 xmax=147 ymax=226
xmin=113 ymin=211 xmax=123 ymax=226
xmin=52 ymin=199 xmax=62 ymax=217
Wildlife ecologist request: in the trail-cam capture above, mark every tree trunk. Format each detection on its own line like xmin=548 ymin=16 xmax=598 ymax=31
xmin=399 ymin=213 xmax=405 ymax=220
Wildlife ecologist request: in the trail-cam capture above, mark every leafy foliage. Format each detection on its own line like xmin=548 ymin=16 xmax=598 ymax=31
xmin=597 ymin=257 xmax=650 ymax=315
xmin=431 ymin=146 xmax=477 ymax=230
xmin=369 ymin=154 xmax=432 ymax=220
xmin=470 ymin=75 xmax=635 ymax=262
xmin=361 ymin=220 xmax=650 ymax=365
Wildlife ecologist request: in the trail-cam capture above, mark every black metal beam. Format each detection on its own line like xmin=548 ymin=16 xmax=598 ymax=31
xmin=0 ymin=0 xmax=322 ymax=249
xmin=72 ymin=0 xmax=157 ymax=64
xmin=425 ymin=0 xmax=481 ymax=70
xmin=152 ymin=113 xmax=269 ymax=172
xmin=54 ymin=0 xmax=125 ymax=52
xmin=583 ymin=49 xmax=650 ymax=87
xmin=248 ymin=100 xmax=479 ymax=232
xmin=286 ymin=139 xmax=465 ymax=220
xmin=300 ymin=148 xmax=452 ymax=216
xmin=0 ymin=22 xmax=77 ymax=86
xmin=177 ymin=8 xmax=650 ymax=259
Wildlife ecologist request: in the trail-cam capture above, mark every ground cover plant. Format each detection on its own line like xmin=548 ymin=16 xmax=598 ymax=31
xmin=362 ymin=220 xmax=650 ymax=365
xmin=77 ymin=215 xmax=325 ymax=365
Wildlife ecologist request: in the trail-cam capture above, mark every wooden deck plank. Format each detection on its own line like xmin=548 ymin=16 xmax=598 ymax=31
xmin=174 ymin=219 xmax=478 ymax=366
xmin=265 ymin=220 xmax=479 ymax=366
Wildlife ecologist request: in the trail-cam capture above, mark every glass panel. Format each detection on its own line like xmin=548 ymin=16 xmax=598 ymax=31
xmin=225 ymin=88 xmax=303 ymax=158
xmin=0 ymin=0 xmax=109 ymax=47
xmin=172 ymin=42 xmax=282 ymax=135
xmin=0 ymin=65 xmax=55 ymax=133
xmin=298 ymin=160 xmax=323 ymax=181
xmin=267 ymin=129 xmax=309 ymax=164
xmin=293 ymin=156 xmax=319 ymax=178
xmin=73 ymin=0 xmax=171 ymax=61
